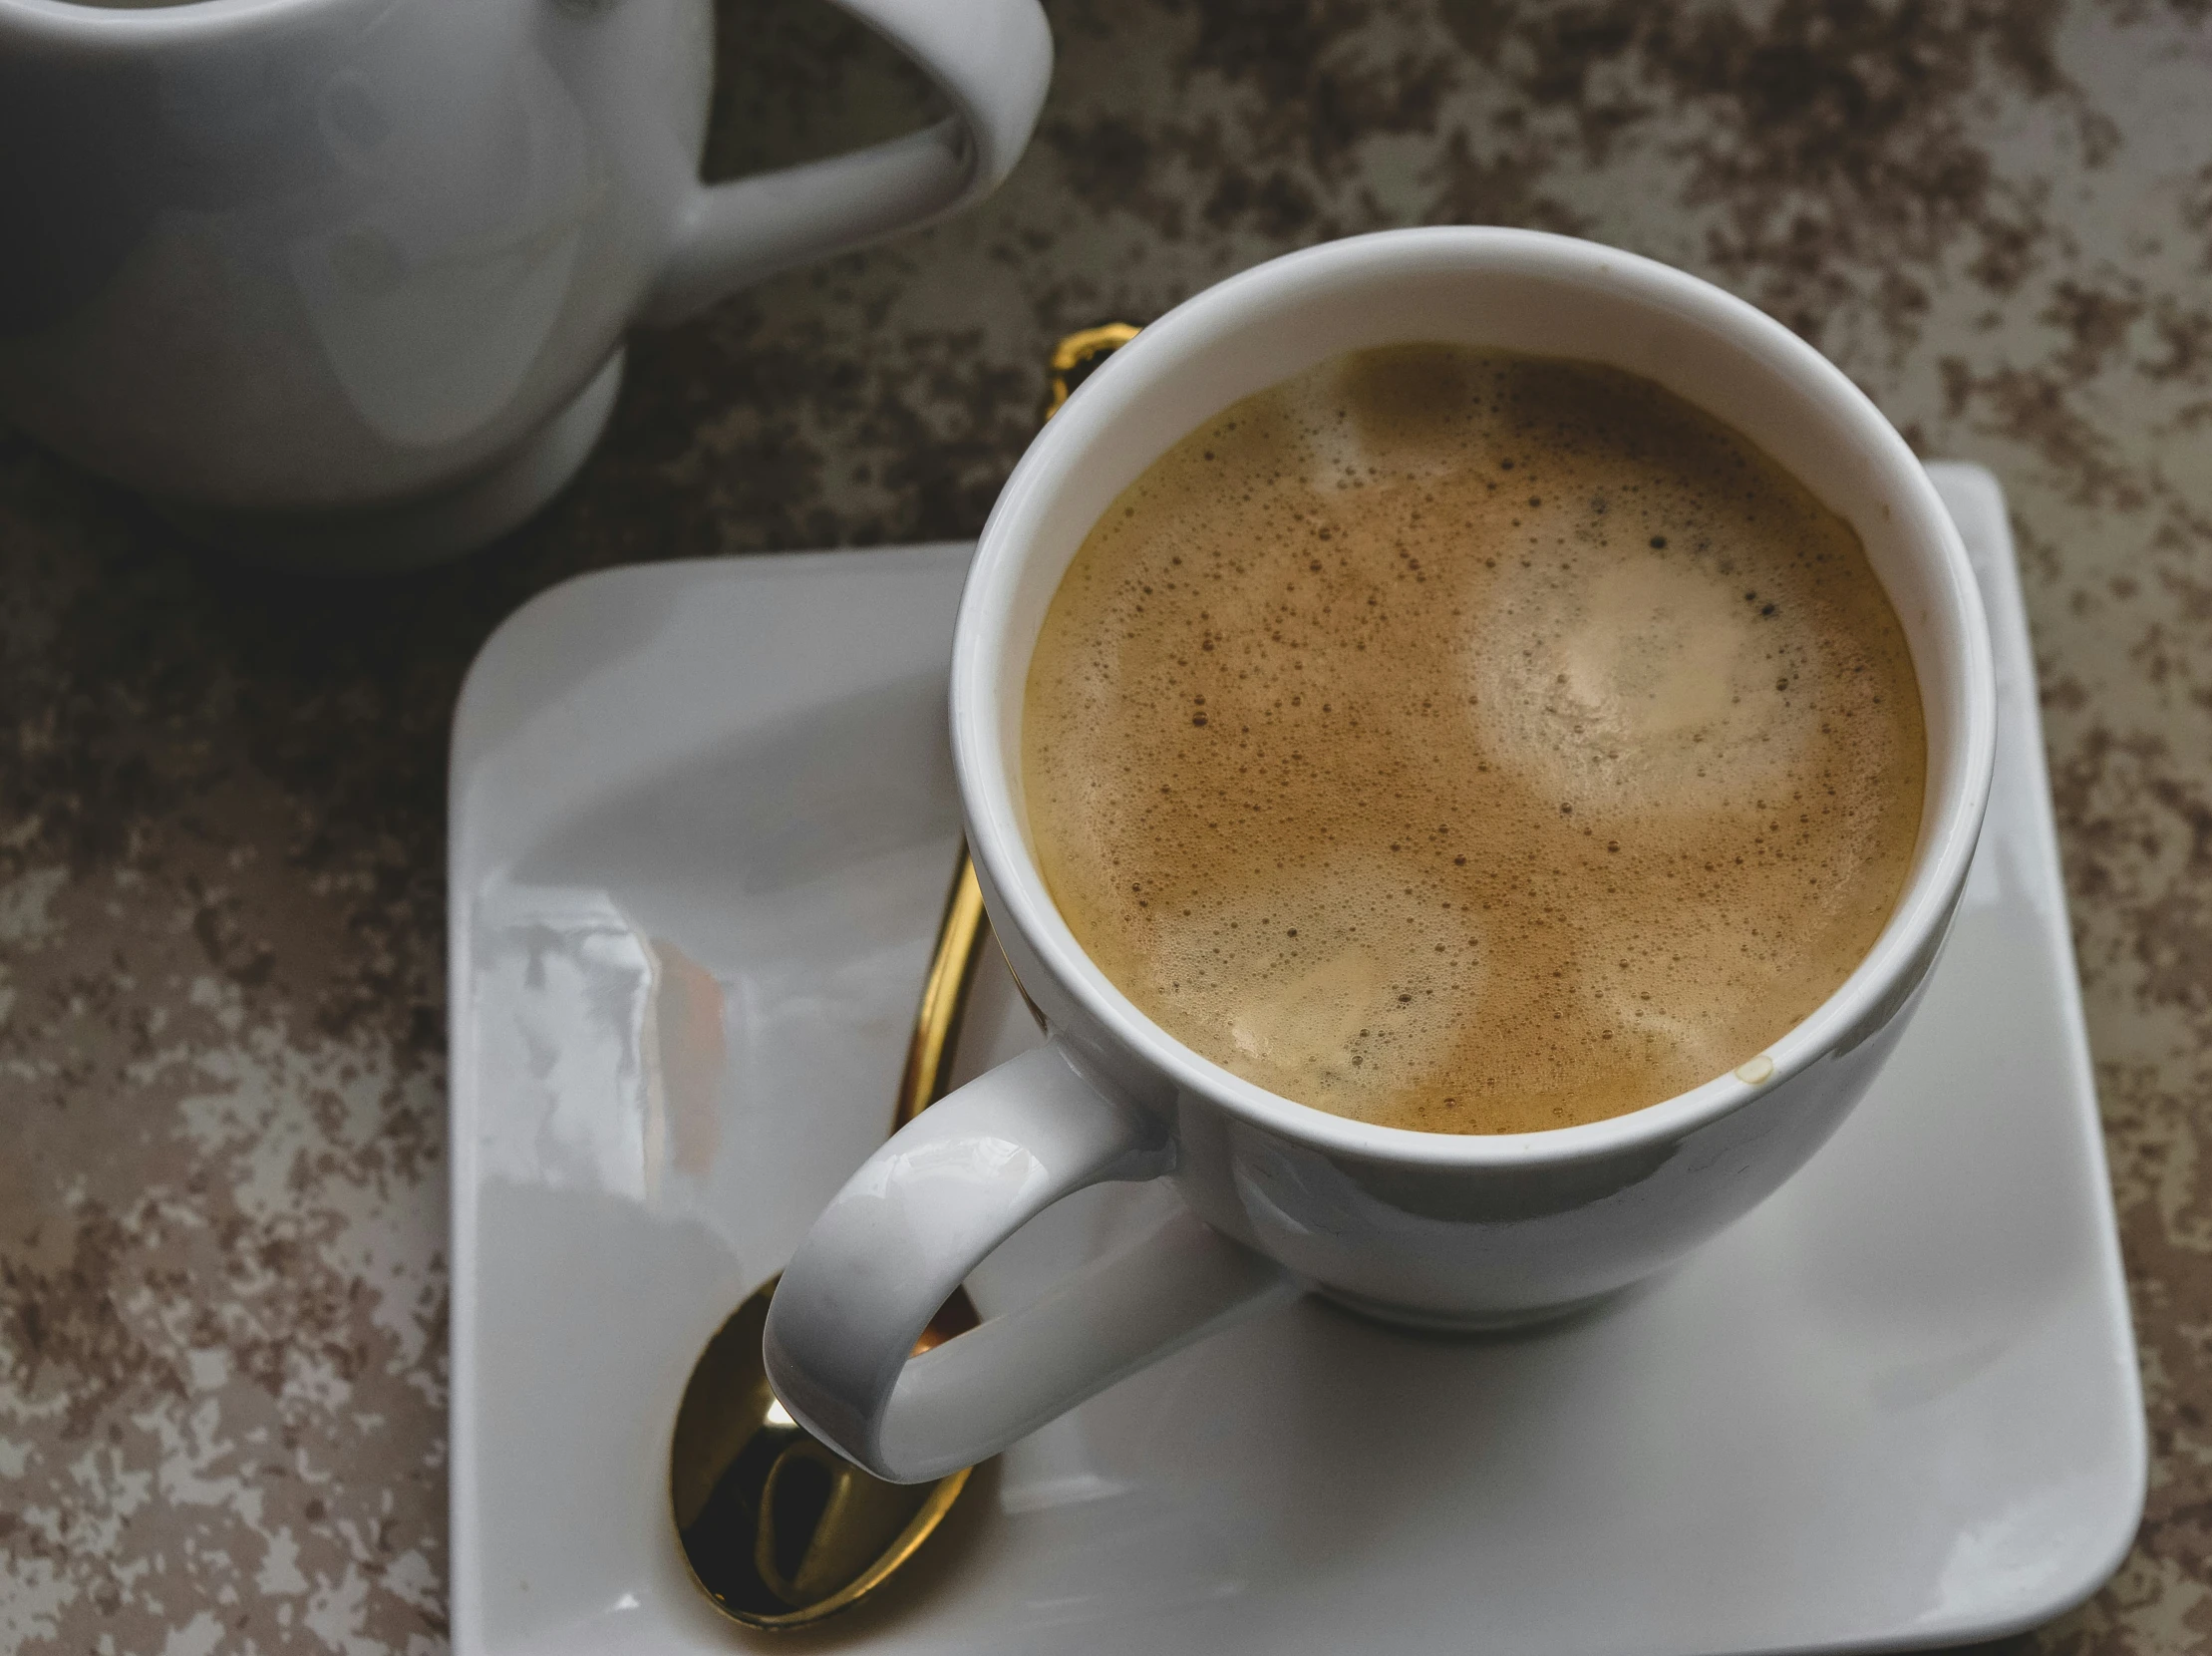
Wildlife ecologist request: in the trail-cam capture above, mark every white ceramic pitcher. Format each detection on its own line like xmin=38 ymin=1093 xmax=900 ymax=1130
xmin=0 ymin=0 xmax=1051 ymax=568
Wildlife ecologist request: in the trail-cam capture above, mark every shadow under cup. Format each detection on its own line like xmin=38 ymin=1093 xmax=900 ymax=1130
xmin=955 ymin=227 xmax=1996 ymax=1325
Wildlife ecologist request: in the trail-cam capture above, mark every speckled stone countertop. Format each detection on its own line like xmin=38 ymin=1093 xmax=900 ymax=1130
xmin=4 ymin=2 xmax=2209 ymax=1651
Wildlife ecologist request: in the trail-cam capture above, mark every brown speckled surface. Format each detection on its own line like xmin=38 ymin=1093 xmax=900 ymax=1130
xmin=4 ymin=1 xmax=2209 ymax=1650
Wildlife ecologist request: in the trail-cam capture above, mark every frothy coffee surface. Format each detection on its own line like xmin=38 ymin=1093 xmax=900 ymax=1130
xmin=1023 ymin=346 xmax=1925 ymax=1134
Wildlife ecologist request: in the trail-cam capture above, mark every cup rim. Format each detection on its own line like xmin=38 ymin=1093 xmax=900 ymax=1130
xmin=953 ymin=226 xmax=1997 ymax=1170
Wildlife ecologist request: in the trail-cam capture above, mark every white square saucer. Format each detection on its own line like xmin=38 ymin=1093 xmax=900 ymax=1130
xmin=449 ymin=464 xmax=2144 ymax=1655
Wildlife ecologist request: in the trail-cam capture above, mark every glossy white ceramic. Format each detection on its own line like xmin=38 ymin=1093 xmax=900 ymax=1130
xmin=0 ymin=0 xmax=1050 ymax=567
xmin=448 ymin=466 xmax=2142 ymax=1654
xmin=765 ymin=229 xmax=2000 ymax=1484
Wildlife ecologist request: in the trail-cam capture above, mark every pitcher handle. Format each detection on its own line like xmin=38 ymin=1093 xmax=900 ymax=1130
xmin=642 ymin=0 xmax=1052 ymax=324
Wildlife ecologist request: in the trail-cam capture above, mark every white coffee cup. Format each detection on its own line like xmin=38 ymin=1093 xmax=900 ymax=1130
xmin=765 ymin=228 xmax=1998 ymax=1485
xmin=0 ymin=0 xmax=1050 ymax=569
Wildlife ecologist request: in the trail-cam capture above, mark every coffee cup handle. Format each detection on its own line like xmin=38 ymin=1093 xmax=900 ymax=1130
xmin=640 ymin=0 xmax=1053 ymax=325
xmin=762 ymin=1041 xmax=1297 ymax=1484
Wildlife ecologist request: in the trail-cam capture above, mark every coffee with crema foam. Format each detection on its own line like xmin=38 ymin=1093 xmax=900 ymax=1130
xmin=1021 ymin=345 xmax=1926 ymax=1135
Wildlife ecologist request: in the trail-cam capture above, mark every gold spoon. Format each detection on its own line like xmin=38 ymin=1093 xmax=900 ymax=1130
xmin=668 ymin=855 xmax=987 ymax=1627
xmin=665 ymin=312 xmax=1139 ymax=1634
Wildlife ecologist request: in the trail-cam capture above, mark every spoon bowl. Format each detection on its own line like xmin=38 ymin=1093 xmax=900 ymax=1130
xmin=669 ymin=1276 xmax=980 ymax=1627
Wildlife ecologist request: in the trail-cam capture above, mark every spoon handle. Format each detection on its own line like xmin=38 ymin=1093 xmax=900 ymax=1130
xmin=894 ymin=852 xmax=988 ymax=1132
xmin=888 ymin=323 xmax=1141 ymax=1137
